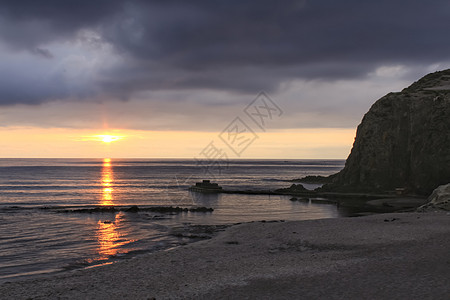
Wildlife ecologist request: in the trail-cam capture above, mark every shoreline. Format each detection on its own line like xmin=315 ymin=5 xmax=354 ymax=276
xmin=220 ymin=188 xmax=428 ymax=213
xmin=0 ymin=221 xmax=231 ymax=284
xmin=1 ymin=211 xmax=449 ymax=299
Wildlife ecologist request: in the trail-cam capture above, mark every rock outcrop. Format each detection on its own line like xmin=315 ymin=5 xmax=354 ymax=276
xmin=275 ymin=183 xmax=308 ymax=194
xmin=323 ymin=70 xmax=450 ymax=195
xmin=418 ymin=183 xmax=450 ymax=211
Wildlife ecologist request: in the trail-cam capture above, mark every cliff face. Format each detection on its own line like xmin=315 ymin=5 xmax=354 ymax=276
xmin=325 ymin=70 xmax=450 ymax=195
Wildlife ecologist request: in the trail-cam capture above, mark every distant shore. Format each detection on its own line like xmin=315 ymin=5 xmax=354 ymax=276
xmin=1 ymin=211 xmax=449 ymax=299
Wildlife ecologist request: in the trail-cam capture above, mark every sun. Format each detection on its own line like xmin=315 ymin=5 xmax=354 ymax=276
xmin=82 ymin=133 xmax=125 ymax=145
xmin=102 ymin=135 xmax=114 ymax=143
xmin=97 ymin=135 xmax=122 ymax=143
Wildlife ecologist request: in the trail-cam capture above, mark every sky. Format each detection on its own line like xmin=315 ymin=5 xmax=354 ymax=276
xmin=1 ymin=0 xmax=450 ymax=158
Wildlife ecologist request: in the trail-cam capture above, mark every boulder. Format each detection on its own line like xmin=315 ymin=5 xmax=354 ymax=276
xmin=418 ymin=183 xmax=450 ymax=211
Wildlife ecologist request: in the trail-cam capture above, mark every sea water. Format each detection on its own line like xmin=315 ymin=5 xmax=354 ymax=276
xmin=0 ymin=158 xmax=346 ymax=282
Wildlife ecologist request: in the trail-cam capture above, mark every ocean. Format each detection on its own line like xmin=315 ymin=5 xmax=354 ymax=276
xmin=0 ymin=158 xmax=346 ymax=282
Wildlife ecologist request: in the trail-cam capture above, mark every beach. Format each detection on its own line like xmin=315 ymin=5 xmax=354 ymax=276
xmin=1 ymin=211 xmax=449 ymax=299
xmin=2 ymin=1 xmax=450 ymax=299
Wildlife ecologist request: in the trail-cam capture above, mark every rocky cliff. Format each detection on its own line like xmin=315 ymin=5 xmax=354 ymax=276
xmin=324 ymin=70 xmax=450 ymax=195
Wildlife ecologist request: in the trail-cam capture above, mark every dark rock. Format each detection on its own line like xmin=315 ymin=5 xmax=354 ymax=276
xmin=290 ymin=184 xmax=307 ymax=191
xmin=291 ymin=175 xmax=331 ymax=184
xmin=275 ymin=184 xmax=308 ymax=194
xmin=145 ymin=206 xmax=187 ymax=213
xmin=125 ymin=205 xmax=140 ymax=213
xmin=57 ymin=205 xmax=214 ymax=214
xmin=60 ymin=206 xmax=117 ymax=213
xmin=189 ymin=180 xmax=223 ymax=193
xmin=417 ymin=183 xmax=450 ymax=211
xmin=323 ymin=70 xmax=450 ymax=195
xmin=289 ymin=197 xmax=310 ymax=202
xmin=188 ymin=207 xmax=214 ymax=212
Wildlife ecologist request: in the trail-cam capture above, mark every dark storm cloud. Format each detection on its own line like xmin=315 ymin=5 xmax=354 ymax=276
xmin=1 ymin=0 xmax=450 ymax=105
xmin=102 ymin=0 xmax=450 ymax=68
xmin=0 ymin=0 xmax=121 ymax=49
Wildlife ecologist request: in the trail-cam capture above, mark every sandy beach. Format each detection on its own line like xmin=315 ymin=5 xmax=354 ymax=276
xmin=1 ymin=211 xmax=449 ymax=299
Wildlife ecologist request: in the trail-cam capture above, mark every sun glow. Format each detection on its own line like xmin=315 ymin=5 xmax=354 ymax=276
xmin=1 ymin=127 xmax=356 ymax=158
xmin=98 ymin=135 xmax=122 ymax=143
xmin=80 ymin=133 xmax=125 ymax=144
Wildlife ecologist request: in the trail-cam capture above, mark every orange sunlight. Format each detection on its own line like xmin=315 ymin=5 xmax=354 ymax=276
xmin=95 ymin=216 xmax=134 ymax=260
xmin=0 ymin=127 xmax=356 ymax=159
xmin=95 ymin=158 xmax=135 ymax=260
xmin=90 ymin=134 xmax=124 ymax=143
xmin=101 ymin=158 xmax=114 ymax=205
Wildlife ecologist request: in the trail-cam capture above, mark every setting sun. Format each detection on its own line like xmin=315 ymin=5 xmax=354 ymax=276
xmin=99 ymin=135 xmax=122 ymax=143
xmin=79 ymin=133 xmax=125 ymax=146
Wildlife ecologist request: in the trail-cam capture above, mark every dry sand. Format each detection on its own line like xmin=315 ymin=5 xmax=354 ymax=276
xmin=1 ymin=211 xmax=449 ymax=299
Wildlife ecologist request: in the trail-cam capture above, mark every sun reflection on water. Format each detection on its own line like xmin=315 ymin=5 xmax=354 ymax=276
xmin=95 ymin=216 xmax=133 ymax=260
xmin=94 ymin=158 xmax=134 ymax=261
xmin=101 ymin=158 xmax=114 ymax=205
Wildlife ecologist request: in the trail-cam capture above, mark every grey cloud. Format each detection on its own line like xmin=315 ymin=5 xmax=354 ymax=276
xmin=31 ymin=47 xmax=53 ymax=59
xmin=1 ymin=0 xmax=450 ymax=105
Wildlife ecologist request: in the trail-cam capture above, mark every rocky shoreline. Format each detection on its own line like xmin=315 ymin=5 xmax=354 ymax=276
xmin=226 ymin=69 xmax=449 ymax=212
xmin=218 ymin=187 xmax=428 ymax=213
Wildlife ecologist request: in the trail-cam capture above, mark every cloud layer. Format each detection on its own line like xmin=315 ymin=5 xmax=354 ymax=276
xmin=0 ymin=0 xmax=450 ymax=130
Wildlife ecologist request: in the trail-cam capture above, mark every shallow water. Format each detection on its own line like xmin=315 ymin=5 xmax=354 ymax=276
xmin=0 ymin=158 xmax=346 ymax=282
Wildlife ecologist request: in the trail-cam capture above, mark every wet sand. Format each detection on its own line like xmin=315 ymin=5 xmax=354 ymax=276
xmin=1 ymin=211 xmax=449 ymax=299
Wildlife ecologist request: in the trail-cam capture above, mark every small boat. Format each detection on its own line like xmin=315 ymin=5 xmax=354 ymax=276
xmin=189 ymin=180 xmax=223 ymax=193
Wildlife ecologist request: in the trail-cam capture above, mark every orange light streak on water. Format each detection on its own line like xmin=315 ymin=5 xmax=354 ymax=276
xmin=101 ymin=158 xmax=114 ymax=205
xmin=95 ymin=158 xmax=135 ymax=261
